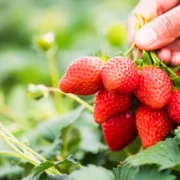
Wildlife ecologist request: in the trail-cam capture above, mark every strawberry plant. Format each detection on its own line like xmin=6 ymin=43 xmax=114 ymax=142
xmin=1 ymin=2 xmax=180 ymax=180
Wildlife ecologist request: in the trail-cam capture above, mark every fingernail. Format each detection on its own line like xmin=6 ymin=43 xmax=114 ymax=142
xmin=135 ymin=28 xmax=157 ymax=47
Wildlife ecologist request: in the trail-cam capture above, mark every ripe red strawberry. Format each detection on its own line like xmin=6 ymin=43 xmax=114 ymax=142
xmin=167 ymin=90 xmax=180 ymax=124
xmin=136 ymin=104 xmax=172 ymax=148
xmin=93 ymin=89 xmax=132 ymax=123
xmin=176 ymin=69 xmax=180 ymax=76
xmin=59 ymin=56 xmax=104 ymax=95
xmin=102 ymin=111 xmax=137 ymax=151
xmin=101 ymin=56 xmax=138 ymax=94
xmin=134 ymin=66 xmax=172 ymax=109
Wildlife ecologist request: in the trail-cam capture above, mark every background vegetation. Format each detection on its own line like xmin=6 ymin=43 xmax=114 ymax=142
xmin=4 ymin=0 xmax=177 ymax=179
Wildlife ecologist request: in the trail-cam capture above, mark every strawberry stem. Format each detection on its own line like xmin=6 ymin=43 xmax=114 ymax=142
xmin=149 ymin=51 xmax=158 ymax=64
xmin=124 ymin=42 xmax=135 ymax=56
xmin=150 ymin=51 xmax=178 ymax=79
xmin=133 ymin=49 xmax=139 ymax=61
xmin=48 ymin=87 xmax=94 ymax=113
xmin=124 ymin=14 xmax=142 ymax=58
xmin=46 ymin=50 xmax=64 ymax=114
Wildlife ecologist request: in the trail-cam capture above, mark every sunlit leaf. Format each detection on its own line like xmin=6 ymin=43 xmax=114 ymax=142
xmin=125 ymin=138 xmax=180 ymax=170
xmin=113 ymin=166 xmax=175 ymax=180
xmin=32 ymin=161 xmax=54 ymax=177
xmin=48 ymin=174 xmax=69 ymax=180
xmin=69 ymin=165 xmax=115 ymax=180
xmin=37 ymin=107 xmax=84 ymax=141
xmin=55 ymin=154 xmax=80 ymax=166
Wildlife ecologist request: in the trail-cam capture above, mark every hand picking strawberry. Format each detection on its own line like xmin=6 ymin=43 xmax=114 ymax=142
xmin=59 ymin=14 xmax=180 ymax=151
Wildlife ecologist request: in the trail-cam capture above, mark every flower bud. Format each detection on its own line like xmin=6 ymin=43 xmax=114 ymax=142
xmin=28 ymin=84 xmax=49 ymax=100
xmin=37 ymin=32 xmax=55 ymax=51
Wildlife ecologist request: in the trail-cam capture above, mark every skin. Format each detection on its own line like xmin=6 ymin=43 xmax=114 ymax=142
xmin=127 ymin=0 xmax=180 ymax=66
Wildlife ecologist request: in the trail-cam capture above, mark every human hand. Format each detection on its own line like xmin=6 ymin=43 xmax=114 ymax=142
xmin=127 ymin=0 xmax=180 ymax=66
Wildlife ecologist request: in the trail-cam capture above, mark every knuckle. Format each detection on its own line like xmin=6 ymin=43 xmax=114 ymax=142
xmin=158 ymin=15 xmax=173 ymax=36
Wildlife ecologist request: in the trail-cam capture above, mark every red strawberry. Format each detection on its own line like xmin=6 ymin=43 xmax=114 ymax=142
xmin=59 ymin=56 xmax=104 ymax=95
xmin=102 ymin=111 xmax=137 ymax=151
xmin=167 ymin=90 xmax=180 ymax=124
xmin=101 ymin=56 xmax=138 ymax=94
xmin=176 ymin=69 xmax=180 ymax=76
xmin=93 ymin=89 xmax=132 ymax=123
xmin=134 ymin=66 xmax=172 ymax=109
xmin=136 ymin=104 xmax=172 ymax=148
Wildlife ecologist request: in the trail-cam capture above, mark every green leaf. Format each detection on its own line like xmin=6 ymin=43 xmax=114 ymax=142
xmin=175 ymin=127 xmax=180 ymax=139
xmin=142 ymin=51 xmax=152 ymax=65
xmin=171 ymin=66 xmax=180 ymax=73
xmin=44 ymin=139 xmax=62 ymax=160
xmin=174 ymin=77 xmax=180 ymax=88
xmin=113 ymin=166 xmax=137 ymax=180
xmin=37 ymin=107 xmax=84 ymax=141
xmin=20 ymin=162 xmax=34 ymax=177
xmin=113 ymin=166 xmax=175 ymax=180
xmin=0 ymin=165 xmax=23 ymax=179
xmin=117 ymin=51 xmax=125 ymax=56
xmin=134 ymin=166 xmax=175 ymax=180
xmin=32 ymin=161 xmax=54 ymax=177
xmin=73 ymin=111 xmax=106 ymax=153
xmin=61 ymin=127 xmax=81 ymax=155
xmin=48 ymin=174 xmax=69 ymax=180
xmin=125 ymin=138 xmax=180 ymax=170
xmin=23 ymin=172 xmax=48 ymax=180
xmin=32 ymin=155 xmax=79 ymax=178
xmin=69 ymin=165 xmax=115 ymax=180
xmin=134 ymin=59 xmax=143 ymax=66
xmin=55 ymin=154 xmax=80 ymax=166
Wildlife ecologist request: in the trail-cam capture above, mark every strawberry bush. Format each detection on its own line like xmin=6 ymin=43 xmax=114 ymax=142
xmin=0 ymin=0 xmax=180 ymax=180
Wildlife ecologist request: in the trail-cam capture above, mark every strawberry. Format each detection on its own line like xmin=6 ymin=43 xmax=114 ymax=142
xmin=176 ymin=69 xmax=180 ymax=76
xmin=167 ymin=90 xmax=180 ymax=124
xmin=136 ymin=104 xmax=172 ymax=148
xmin=102 ymin=111 xmax=137 ymax=151
xmin=134 ymin=66 xmax=172 ymax=109
xmin=101 ymin=56 xmax=138 ymax=94
xmin=59 ymin=56 xmax=104 ymax=95
xmin=93 ymin=89 xmax=132 ymax=123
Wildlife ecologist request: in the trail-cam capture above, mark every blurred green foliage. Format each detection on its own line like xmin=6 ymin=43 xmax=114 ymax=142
xmin=0 ymin=0 xmax=139 ymax=179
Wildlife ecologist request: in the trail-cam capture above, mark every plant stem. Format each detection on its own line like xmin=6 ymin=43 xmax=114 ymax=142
xmin=150 ymin=51 xmax=178 ymax=78
xmin=124 ymin=42 xmax=135 ymax=56
xmin=133 ymin=49 xmax=139 ymax=61
xmin=149 ymin=51 xmax=158 ymax=64
xmin=124 ymin=148 xmax=132 ymax=157
xmin=48 ymin=87 xmax=94 ymax=113
xmin=46 ymin=50 xmax=63 ymax=113
xmin=0 ymin=151 xmax=21 ymax=158
xmin=0 ymin=134 xmax=40 ymax=164
xmin=0 ymin=133 xmax=45 ymax=161
xmin=0 ymin=123 xmax=60 ymax=175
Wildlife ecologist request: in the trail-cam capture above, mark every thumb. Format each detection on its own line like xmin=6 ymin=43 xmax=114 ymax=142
xmin=135 ymin=6 xmax=180 ymax=50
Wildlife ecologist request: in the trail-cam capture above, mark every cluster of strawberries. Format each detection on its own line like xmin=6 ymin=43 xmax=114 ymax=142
xmin=59 ymin=56 xmax=180 ymax=151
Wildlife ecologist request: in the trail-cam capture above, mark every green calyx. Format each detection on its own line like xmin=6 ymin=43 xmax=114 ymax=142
xmin=97 ymin=49 xmax=109 ymax=63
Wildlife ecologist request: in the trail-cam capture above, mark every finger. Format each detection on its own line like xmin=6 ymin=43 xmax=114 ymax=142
xmin=157 ymin=47 xmax=171 ymax=64
xmin=167 ymin=38 xmax=180 ymax=51
xmin=127 ymin=0 xmax=179 ymax=45
xmin=158 ymin=39 xmax=180 ymax=65
xmin=171 ymin=52 xmax=180 ymax=66
xmin=135 ymin=6 xmax=180 ymax=50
